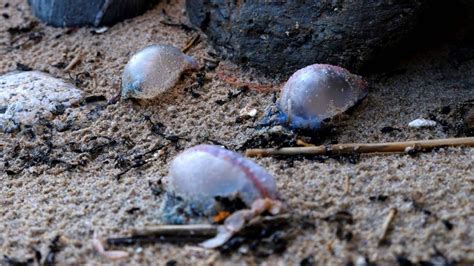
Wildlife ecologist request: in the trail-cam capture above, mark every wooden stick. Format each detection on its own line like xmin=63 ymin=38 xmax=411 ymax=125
xmin=182 ymin=34 xmax=200 ymax=53
xmin=130 ymin=224 xmax=217 ymax=236
xmin=65 ymin=52 xmax=83 ymax=71
xmin=245 ymin=137 xmax=474 ymax=157
xmin=379 ymin=208 xmax=397 ymax=244
xmin=107 ymin=215 xmax=289 ymax=246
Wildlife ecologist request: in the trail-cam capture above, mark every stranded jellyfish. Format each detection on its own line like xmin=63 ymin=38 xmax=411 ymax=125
xmin=163 ymin=144 xmax=282 ymax=248
xmin=278 ymin=64 xmax=368 ymax=130
xmin=167 ymin=144 xmax=278 ymax=214
xmin=121 ymin=44 xmax=198 ymax=100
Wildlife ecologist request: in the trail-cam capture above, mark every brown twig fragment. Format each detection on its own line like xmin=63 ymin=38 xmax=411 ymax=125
xmin=182 ymin=34 xmax=200 ymax=53
xmin=296 ymin=139 xmax=316 ymax=147
xmin=245 ymin=137 xmax=474 ymax=157
xmin=344 ymin=175 xmax=351 ymax=194
xmin=130 ymin=224 xmax=218 ymax=237
xmin=379 ymin=208 xmax=397 ymax=244
xmin=64 ymin=52 xmax=83 ymax=71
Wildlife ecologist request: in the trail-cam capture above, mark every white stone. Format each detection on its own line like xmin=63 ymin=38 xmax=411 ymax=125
xmin=408 ymin=118 xmax=437 ymax=128
xmin=0 ymin=71 xmax=83 ymax=131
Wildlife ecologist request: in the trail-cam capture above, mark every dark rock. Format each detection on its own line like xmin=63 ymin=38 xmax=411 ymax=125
xmin=187 ymin=0 xmax=430 ymax=76
xmin=28 ymin=0 xmax=159 ymax=27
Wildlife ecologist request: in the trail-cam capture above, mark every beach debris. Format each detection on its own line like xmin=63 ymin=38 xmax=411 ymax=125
xmin=106 ymin=214 xmax=290 ymax=254
xmin=378 ymin=208 xmax=397 ymax=244
xmin=408 ymin=118 xmax=437 ymax=128
xmin=0 ymin=71 xmax=83 ymax=132
xmin=245 ymin=137 xmax=474 ymax=157
xmin=276 ymin=64 xmax=368 ymax=130
xmin=239 ymin=105 xmax=258 ymax=119
xmin=201 ymin=198 xmax=283 ymax=248
xmin=182 ymin=34 xmax=201 ymax=53
xmin=121 ymin=45 xmax=199 ymax=100
xmin=161 ymin=144 xmax=283 ymax=248
xmin=64 ymin=52 xmax=83 ymax=71
xmin=91 ymin=26 xmax=109 ymax=34
xmin=92 ymin=232 xmax=129 ymax=260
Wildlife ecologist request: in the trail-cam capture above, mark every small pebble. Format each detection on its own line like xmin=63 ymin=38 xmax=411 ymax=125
xmin=121 ymin=44 xmax=198 ymax=100
xmin=0 ymin=71 xmax=83 ymax=132
xmin=278 ymin=64 xmax=368 ymax=130
xmin=408 ymin=118 xmax=437 ymax=128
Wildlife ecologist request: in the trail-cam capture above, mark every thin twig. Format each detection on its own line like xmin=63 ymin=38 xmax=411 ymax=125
xmin=107 ymin=215 xmax=289 ymax=247
xmin=131 ymin=224 xmax=217 ymax=236
xmin=246 ymin=137 xmax=474 ymax=157
xmin=344 ymin=175 xmax=351 ymax=194
xmin=379 ymin=208 xmax=397 ymax=244
xmin=65 ymin=52 xmax=83 ymax=71
xmin=296 ymin=139 xmax=315 ymax=147
xmin=182 ymin=34 xmax=200 ymax=53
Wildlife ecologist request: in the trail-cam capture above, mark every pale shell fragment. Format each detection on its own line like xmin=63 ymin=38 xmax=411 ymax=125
xmin=408 ymin=118 xmax=437 ymax=128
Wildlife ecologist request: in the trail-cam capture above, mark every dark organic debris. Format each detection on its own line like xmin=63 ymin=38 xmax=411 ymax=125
xmin=214 ymin=87 xmax=249 ymax=106
xmin=16 ymin=62 xmax=32 ymax=71
xmin=126 ymin=207 xmax=141 ymax=215
xmin=166 ymin=260 xmax=178 ymax=266
xmin=7 ymin=21 xmax=38 ymax=35
xmin=300 ymin=255 xmax=315 ymax=266
xmin=84 ymin=95 xmax=107 ymax=104
xmin=218 ymin=215 xmax=291 ymax=256
xmin=381 ymin=126 xmax=401 ymax=134
xmin=441 ymin=220 xmax=454 ymax=231
xmin=2 ymin=255 xmax=34 ymax=266
xmin=369 ymin=195 xmax=389 ymax=202
xmin=323 ymin=211 xmax=354 ymax=224
xmin=396 ymin=255 xmax=414 ymax=266
xmin=44 ymin=235 xmax=63 ymax=266
xmin=148 ymin=179 xmax=164 ymax=197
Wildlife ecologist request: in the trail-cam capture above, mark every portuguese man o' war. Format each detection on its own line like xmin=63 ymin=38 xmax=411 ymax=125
xmin=121 ymin=44 xmax=199 ymax=100
xmin=166 ymin=144 xmax=278 ymax=215
xmin=273 ymin=64 xmax=368 ymax=130
xmin=162 ymin=144 xmax=283 ymax=248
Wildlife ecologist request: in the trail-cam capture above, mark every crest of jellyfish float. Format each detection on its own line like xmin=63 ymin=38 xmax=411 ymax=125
xmin=162 ymin=144 xmax=282 ymax=248
xmin=271 ymin=64 xmax=368 ymax=130
xmin=121 ymin=44 xmax=198 ymax=100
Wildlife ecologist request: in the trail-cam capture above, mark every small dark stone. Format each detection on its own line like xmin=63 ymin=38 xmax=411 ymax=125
xmin=165 ymin=260 xmax=177 ymax=266
xmin=16 ymin=63 xmax=32 ymax=71
xmin=51 ymin=104 xmax=66 ymax=115
xmin=381 ymin=126 xmax=400 ymax=133
xmin=396 ymin=256 xmax=414 ymax=266
xmin=300 ymin=255 xmax=315 ymax=266
xmin=84 ymin=95 xmax=107 ymax=103
xmin=369 ymin=195 xmax=389 ymax=202
xmin=126 ymin=207 xmax=140 ymax=214
xmin=440 ymin=105 xmax=451 ymax=115
xmin=2 ymin=13 xmax=9 ymax=19
xmin=442 ymin=220 xmax=454 ymax=231
xmin=28 ymin=0 xmax=160 ymax=27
